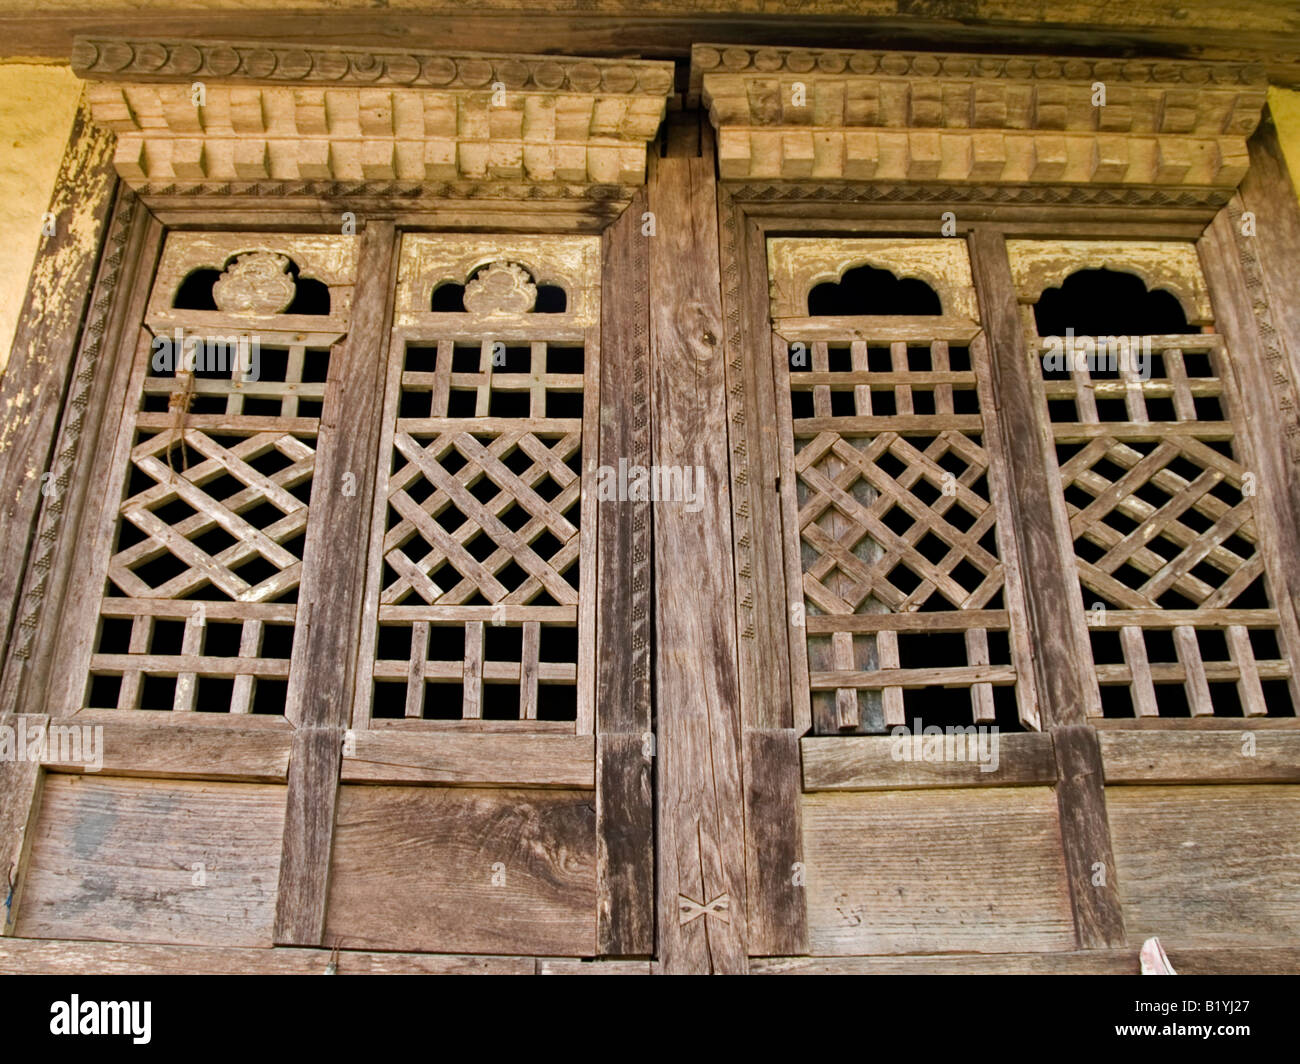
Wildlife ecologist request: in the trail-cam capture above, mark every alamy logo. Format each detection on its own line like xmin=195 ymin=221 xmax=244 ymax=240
xmin=151 ymin=327 xmax=261 ymax=381
xmin=889 ymin=716 xmax=1000 ymax=773
xmin=50 ymin=996 xmax=151 ymax=1044
xmin=0 ymin=719 xmax=103 ymax=772
xmin=594 ymin=458 xmax=707 ymax=514
xmin=1041 ymin=328 xmax=1152 ymax=380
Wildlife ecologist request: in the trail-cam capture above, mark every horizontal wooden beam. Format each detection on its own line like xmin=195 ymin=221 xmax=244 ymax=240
xmin=753 ymin=946 xmax=1300 ymax=975
xmin=1099 ymin=730 xmax=1300 ymax=784
xmin=801 ymin=733 xmax=1056 ymax=791
xmin=341 ymin=730 xmax=594 ymax=788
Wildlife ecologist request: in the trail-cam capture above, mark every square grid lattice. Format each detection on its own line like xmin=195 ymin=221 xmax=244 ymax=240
xmin=1038 ymin=332 xmax=1296 ymax=717
xmin=779 ymin=333 xmax=1031 ymax=734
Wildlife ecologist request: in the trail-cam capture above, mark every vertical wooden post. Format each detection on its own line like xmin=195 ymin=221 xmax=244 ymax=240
xmin=649 ymin=140 xmax=748 ymax=973
xmin=274 ymin=220 xmax=396 ymax=946
xmin=968 ymin=228 xmax=1126 ymax=949
xmin=595 ymin=187 xmax=654 ymax=956
xmin=717 ymin=187 xmax=807 ymax=956
xmin=0 ymin=97 xmax=116 ymax=678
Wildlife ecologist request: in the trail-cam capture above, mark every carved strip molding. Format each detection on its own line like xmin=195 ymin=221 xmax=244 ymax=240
xmin=75 ymin=39 xmax=673 ymax=195
xmin=1005 ymin=240 xmax=1212 ymax=324
xmin=692 ymin=44 xmax=1267 ymax=191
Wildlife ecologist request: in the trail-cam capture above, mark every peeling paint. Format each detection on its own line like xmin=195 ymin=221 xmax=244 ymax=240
xmin=0 ymin=64 xmax=81 ymax=371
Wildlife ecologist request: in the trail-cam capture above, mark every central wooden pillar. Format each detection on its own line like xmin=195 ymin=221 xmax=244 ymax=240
xmin=648 ymin=135 xmax=748 ymax=973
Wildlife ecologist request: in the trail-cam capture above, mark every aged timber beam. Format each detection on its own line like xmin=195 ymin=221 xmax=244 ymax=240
xmin=595 ymin=186 xmax=655 ymax=957
xmin=648 ymin=124 xmax=748 ymax=973
xmin=273 ymin=220 xmax=395 ymax=946
xmin=968 ymin=228 xmax=1126 ymax=950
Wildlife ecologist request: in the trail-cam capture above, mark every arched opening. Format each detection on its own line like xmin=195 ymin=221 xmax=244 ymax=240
xmin=1033 ymin=268 xmax=1189 ymax=335
xmin=808 ymin=263 xmax=943 ymax=316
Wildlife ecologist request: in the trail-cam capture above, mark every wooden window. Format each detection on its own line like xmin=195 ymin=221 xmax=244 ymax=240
xmin=58 ymin=233 xmax=359 ymax=717
xmin=351 ymin=236 xmax=601 ymax=733
xmin=1010 ymin=240 xmax=1300 ymax=719
xmin=763 ymin=230 xmax=1300 ymax=734
xmin=769 ymin=238 xmax=1039 ymax=735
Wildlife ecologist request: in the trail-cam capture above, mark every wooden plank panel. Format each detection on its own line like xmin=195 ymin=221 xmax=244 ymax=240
xmin=754 ymin=946 xmax=1300 ymax=975
xmin=802 ymin=787 xmax=1076 ymax=955
xmin=342 ymin=730 xmax=594 ymax=788
xmin=0 ymin=715 xmax=46 ymax=936
xmin=0 ymin=937 xmax=532 ymax=975
xmin=1100 ymin=730 xmax=1300 ymax=783
xmin=802 ymin=733 xmax=1057 ymax=790
xmin=325 ymin=785 xmax=596 ymax=956
xmin=1108 ymin=785 xmax=1300 ymax=947
xmin=39 ymin=715 xmax=291 ymax=782
xmin=15 ymin=776 xmax=284 ymax=947
xmin=648 ymin=152 xmax=747 ymax=973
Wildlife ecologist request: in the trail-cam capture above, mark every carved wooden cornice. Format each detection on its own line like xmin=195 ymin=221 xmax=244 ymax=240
xmin=691 ymin=44 xmax=1268 ymax=191
xmin=75 ymin=38 xmax=673 ymax=196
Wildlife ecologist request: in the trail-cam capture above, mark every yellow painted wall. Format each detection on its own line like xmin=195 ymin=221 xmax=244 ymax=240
xmin=1269 ymin=87 xmax=1300 ymax=206
xmin=0 ymin=64 xmax=81 ymax=373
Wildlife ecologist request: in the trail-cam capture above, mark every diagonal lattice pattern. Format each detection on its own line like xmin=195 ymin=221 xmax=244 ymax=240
xmin=108 ymin=429 xmax=313 ymax=603
xmin=795 ymin=429 xmax=1004 ymax=614
xmin=1059 ymin=435 xmax=1261 ymax=610
xmin=382 ymin=429 xmax=581 ymax=607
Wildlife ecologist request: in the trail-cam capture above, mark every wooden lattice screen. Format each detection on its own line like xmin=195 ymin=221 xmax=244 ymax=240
xmin=350 ymin=235 xmax=601 ymax=733
xmin=64 ymin=233 xmax=358 ymax=716
xmin=1012 ymin=240 xmax=1300 ymax=719
xmin=769 ymin=239 xmax=1040 ymax=735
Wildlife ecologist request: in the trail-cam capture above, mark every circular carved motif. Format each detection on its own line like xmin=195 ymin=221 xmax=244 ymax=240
xmin=463 ymin=262 xmax=538 ymax=316
xmin=212 ymin=252 xmax=297 ymax=315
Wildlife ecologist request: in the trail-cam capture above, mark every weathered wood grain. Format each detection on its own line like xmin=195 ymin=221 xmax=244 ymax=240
xmin=342 ymin=730 xmax=594 ymax=788
xmin=273 ymin=725 xmax=342 ymax=946
xmin=753 ymin=945 xmax=1300 ymax=975
xmin=1099 ymin=729 xmax=1300 ymax=784
xmin=595 ymin=733 xmax=653 ymax=956
xmin=39 ymin=712 xmax=292 ymax=782
xmin=324 ymin=785 xmax=596 ymax=957
xmin=274 ymin=221 xmax=395 ymax=947
xmin=802 ymin=733 xmax=1057 ymax=790
xmin=1108 ymin=784 xmax=1300 ymax=948
xmin=15 ymin=775 xmax=285 ymax=947
xmin=802 ymin=787 xmax=1076 ymax=955
xmin=0 ymin=715 xmax=46 ymax=936
xmin=595 ymin=188 xmax=654 ymax=956
xmin=744 ymin=729 xmax=806 ymax=956
xmin=648 ymin=150 xmax=748 ymax=974
xmin=1053 ymin=725 xmax=1126 ymax=948
xmin=538 ymin=958 xmax=653 ymax=975
xmin=0 ymin=98 xmax=117 ymax=679
xmin=0 ymin=936 xmax=532 ymax=974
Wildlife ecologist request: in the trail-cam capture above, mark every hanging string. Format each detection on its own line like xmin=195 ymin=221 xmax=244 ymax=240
xmin=166 ymin=369 xmax=196 ymax=475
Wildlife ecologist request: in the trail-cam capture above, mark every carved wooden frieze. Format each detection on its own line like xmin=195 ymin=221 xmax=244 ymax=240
xmin=147 ymin=231 xmax=359 ymax=327
xmin=1005 ymin=240 xmax=1212 ymax=323
xmin=394 ymin=234 xmax=601 ymax=328
xmin=767 ymin=237 xmax=979 ymax=321
xmin=692 ymin=44 xmax=1267 ymax=190
xmin=76 ymin=38 xmax=673 ymax=196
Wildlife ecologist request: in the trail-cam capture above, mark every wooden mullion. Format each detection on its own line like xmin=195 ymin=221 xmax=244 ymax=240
xmin=461 ymin=620 xmax=484 ymax=720
xmin=274 ymin=220 xmax=395 ymax=947
xmin=404 ymin=620 xmax=429 ymax=719
xmin=968 ymin=229 xmax=1123 ymax=949
xmin=229 ymin=619 xmax=263 ymax=715
xmin=595 ymin=186 xmax=653 ymax=956
xmin=650 ymin=150 xmax=747 ymax=973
